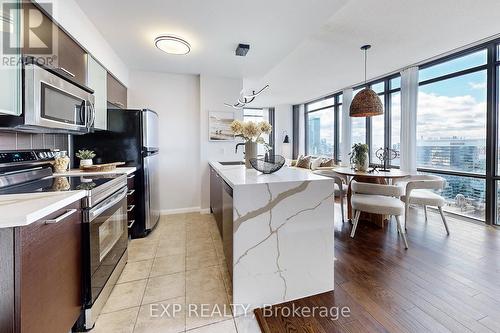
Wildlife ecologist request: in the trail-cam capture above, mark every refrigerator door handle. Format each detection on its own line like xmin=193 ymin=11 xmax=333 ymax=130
xmin=143 ymin=153 xmax=160 ymax=230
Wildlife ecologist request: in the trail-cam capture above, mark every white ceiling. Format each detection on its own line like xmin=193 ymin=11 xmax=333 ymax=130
xmin=245 ymin=0 xmax=500 ymax=105
xmin=75 ymin=0 xmax=500 ymax=106
xmin=74 ymin=0 xmax=348 ymax=79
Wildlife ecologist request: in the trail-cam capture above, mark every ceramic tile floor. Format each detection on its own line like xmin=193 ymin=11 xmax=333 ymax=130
xmin=92 ymin=213 xmax=262 ymax=333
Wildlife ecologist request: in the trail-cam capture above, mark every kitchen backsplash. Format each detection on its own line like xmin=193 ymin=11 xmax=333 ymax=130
xmin=0 ymin=131 xmax=69 ymax=151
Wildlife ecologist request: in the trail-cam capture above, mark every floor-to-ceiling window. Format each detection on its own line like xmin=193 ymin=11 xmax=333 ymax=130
xmin=302 ymin=39 xmax=500 ymax=225
xmin=243 ymin=108 xmax=272 ymax=156
xmin=417 ymin=49 xmax=488 ymax=220
xmin=305 ymin=94 xmax=342 ymax=160
xmin=351 ymin=76 xmax=401 ymax=166
xmin=350 ymin=88 xmax=367 ymax=147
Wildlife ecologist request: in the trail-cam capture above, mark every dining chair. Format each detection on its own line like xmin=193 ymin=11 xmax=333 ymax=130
xmin=313 ymin=170 xmax=348 ymax=222
xmin=350 ymin=180 xmax=408 ymax=249
xmin=395 ymin=175 xmax=450 ymax=235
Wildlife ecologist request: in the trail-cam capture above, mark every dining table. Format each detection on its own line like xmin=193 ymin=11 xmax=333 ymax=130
xmin=322 ymin=166 xmax=409 ymax=227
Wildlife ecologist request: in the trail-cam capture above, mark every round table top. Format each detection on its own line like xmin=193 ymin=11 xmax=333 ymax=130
xmin=330 ymin=166 xmax=410 ymax=178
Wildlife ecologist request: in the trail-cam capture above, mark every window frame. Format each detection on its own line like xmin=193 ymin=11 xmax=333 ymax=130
xmin=301 ymin=38 xmax=500 ymax=225
xmin=352 ymin=74 xmax=401 ymax=167
xmin=243 ymin=107 xmax=275 ymax=155
xmin=304 ymin=92 xmax=343 ymax=161
xmin=416 ymin=44 xmax=492 ymax=223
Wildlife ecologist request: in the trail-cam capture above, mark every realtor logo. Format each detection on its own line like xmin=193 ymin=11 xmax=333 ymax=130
xmin=2 ymin=2 xmax=57 ymax=64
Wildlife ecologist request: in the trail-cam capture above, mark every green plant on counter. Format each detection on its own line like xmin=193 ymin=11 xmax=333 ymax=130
xmin=75 ymin=149 xmax=96 ymax=160
xmin=349 ymin=143 xmax=369 ymax=166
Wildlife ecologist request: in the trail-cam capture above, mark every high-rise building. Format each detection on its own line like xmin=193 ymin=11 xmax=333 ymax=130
xmin=417 ymin=137 xmax=486 ymax=218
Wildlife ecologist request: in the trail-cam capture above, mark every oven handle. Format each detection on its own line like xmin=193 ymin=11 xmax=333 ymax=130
xmin=88 ymin=186 xmax=128 ymax=222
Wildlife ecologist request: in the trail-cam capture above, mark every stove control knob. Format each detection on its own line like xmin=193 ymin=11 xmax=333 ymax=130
xmin=38 ymin=152 xmax=45 ymax=159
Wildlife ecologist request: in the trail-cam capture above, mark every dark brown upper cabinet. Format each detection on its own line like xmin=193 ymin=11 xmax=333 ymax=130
xmin=21 ymin=2 xmax=87 ymax=86
xmin=107 ymin=72 xmax=128 ymax=108
xmin=56 ymin=28 xmax=87 ymax=86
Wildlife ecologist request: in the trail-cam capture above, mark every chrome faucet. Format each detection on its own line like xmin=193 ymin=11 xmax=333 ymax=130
xmin=235 ymin=143 xmax=245 ymax=154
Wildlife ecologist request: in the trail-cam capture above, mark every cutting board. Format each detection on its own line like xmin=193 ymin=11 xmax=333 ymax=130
xmin=79 ymin=162 xmax=125 ymax=172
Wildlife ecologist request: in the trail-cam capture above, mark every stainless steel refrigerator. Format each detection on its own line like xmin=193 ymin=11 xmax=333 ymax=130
xmin=73 ymin=108 xmax=160 ymax=237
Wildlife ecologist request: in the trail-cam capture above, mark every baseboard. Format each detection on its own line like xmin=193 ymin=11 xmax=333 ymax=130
xmin=199 ymin=208 xmax=211 ymax=215
xmin=160 ymin=207 xmax=202 ymax=215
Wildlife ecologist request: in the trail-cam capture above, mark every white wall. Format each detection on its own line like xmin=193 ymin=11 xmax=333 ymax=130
xmin=200 ymin=75 xmax=243 ymax=211
xmin=127 ymin=72 xmax=244 ymax=213
xmin=128 ymin=71 xmax=201 ymax=214
xmin=36 ymin=0 xmax=129 ymax=85
xmin=273 ymin=104 xmax=293 ymax=158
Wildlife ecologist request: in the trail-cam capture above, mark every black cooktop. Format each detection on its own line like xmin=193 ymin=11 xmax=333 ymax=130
xmin=0 ymin=174 xmax=119 ymax=195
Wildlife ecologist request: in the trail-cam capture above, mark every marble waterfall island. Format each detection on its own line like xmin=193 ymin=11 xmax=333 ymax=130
xmin=209 ymin=162 xmax=335 ymax=315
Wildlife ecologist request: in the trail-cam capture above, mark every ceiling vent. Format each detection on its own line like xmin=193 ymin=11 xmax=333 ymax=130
xmin=235 ymin=44 xmax=250 ymax=56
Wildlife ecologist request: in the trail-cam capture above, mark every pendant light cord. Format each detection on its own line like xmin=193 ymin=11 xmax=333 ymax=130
xmin=364 ymin=47 xmax=367 ymax=84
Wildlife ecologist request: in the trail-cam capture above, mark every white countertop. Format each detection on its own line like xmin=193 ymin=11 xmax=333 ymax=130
xmin=54 ymin=166 xmax=137 ymax=177
xmin=0 ymin=166 xmax=135 ymax=228
xmin=209 ymin=161 xmax=330 ymax=187
xmin=0 ymin=190 xmax=87 ymax=228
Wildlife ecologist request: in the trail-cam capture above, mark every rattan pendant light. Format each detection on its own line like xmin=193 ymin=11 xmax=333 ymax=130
xmin=350 ymin=45 xmax=383 ymax=117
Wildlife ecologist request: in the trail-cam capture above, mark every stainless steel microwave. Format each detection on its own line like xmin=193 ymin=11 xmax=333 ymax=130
xmin=0 ymin=58 xmax=95 ymax=134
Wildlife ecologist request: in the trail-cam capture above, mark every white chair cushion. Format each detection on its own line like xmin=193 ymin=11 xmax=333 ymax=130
xmin=404 ymin=189 xmax=446 ymax=207
xmin=351 ymin=194 xmax=405 ymax=216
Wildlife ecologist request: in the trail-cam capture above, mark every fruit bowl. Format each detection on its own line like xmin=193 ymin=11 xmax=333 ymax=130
xmin=249 ymin=155 xmax=286 ymax=174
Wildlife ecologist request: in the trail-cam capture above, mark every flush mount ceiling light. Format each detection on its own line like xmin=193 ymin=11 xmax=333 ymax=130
xmin=154 ymin=35 xmax=191 ymax=55
xmin=350 ymin=45 xmax=383 ymax=117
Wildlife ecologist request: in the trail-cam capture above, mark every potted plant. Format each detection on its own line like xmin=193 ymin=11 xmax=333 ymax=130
xmin=76 ymin=150 xmax=96 ymax=168
xmin=230 ymin=120 xmax=272 ymax=168
xmin=350 ymin=143 xmax=369 ymax=172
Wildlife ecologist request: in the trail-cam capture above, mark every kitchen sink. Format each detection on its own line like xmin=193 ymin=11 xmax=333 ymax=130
xmin=219 ymin=161 xmax=245 ymax=166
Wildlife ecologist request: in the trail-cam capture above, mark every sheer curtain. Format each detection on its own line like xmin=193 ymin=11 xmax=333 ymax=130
xmin=400 ymin=66 xmax=419 ymax=173
xmin=340 ymin=88 xmax=353 ymax=166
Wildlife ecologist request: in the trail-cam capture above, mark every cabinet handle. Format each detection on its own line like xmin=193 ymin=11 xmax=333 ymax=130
xmin=128 ymin=220 xmax=135 ymax=229
xmin=127 ymin=189 xmax=135 ymax=196
xmin=58 ymin=67 xmax=75 ymax=78
xmin=44 ymin=209 xmax=77 ymax=224
xmin=127 ymin=174 xmax=135 ymax=179
xmin=127 ymin=205 xmax=135 ymax=212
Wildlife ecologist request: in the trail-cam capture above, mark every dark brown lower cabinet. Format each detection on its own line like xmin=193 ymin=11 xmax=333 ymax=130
xmin=127 ymin=172 xmax=137 ymax=233
xmin=222 ymin=181 xmax=233 ymax=278
xmin=0 ymin=200 xmax=82 ymax=333
xmin=210 ymin=166 xmax=223 ymax=235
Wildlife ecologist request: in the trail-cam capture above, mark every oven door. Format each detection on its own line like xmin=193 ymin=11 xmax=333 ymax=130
xmin=87 ymin=186 xmax=128 ymax=303
xmin=24 ymin=62 xmax=95 ymax=133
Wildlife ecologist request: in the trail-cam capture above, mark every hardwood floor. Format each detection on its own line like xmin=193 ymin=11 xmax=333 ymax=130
xmin=255 ymin=206 xmax=500 ymax=333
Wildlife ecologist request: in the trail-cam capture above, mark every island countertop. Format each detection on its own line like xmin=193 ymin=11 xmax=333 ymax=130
xmin=209 ymin=160 xmax=335 ymax=314
xmin=208 ymin=161 xmax=329 ymax=187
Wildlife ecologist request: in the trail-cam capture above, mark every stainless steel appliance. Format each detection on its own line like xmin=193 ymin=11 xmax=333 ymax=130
xmin=73 ymin=109 xmax=160 ymax=238
xmin=0 ymin=149 xmax=128 ymax=331
xmin=81 ymin=180 xmax=128 ymax=330
xmin=142 ymin=110 xmax=160 ymax=230
xmin=0 ymin=57 xmax=95 ymax=134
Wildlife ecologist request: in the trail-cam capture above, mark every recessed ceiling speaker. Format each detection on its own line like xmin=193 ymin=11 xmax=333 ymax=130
xmin=236 ymin=44 xmax=250 ymax=56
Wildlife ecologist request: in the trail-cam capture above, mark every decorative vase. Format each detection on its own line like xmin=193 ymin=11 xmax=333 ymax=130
xmin=355 ymin=152 xmax=369 ymax=172
xmin=80 ymin=159 xmax=93 ymax=169
xmin=245 ymin=141 xmax=257 ymax=169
